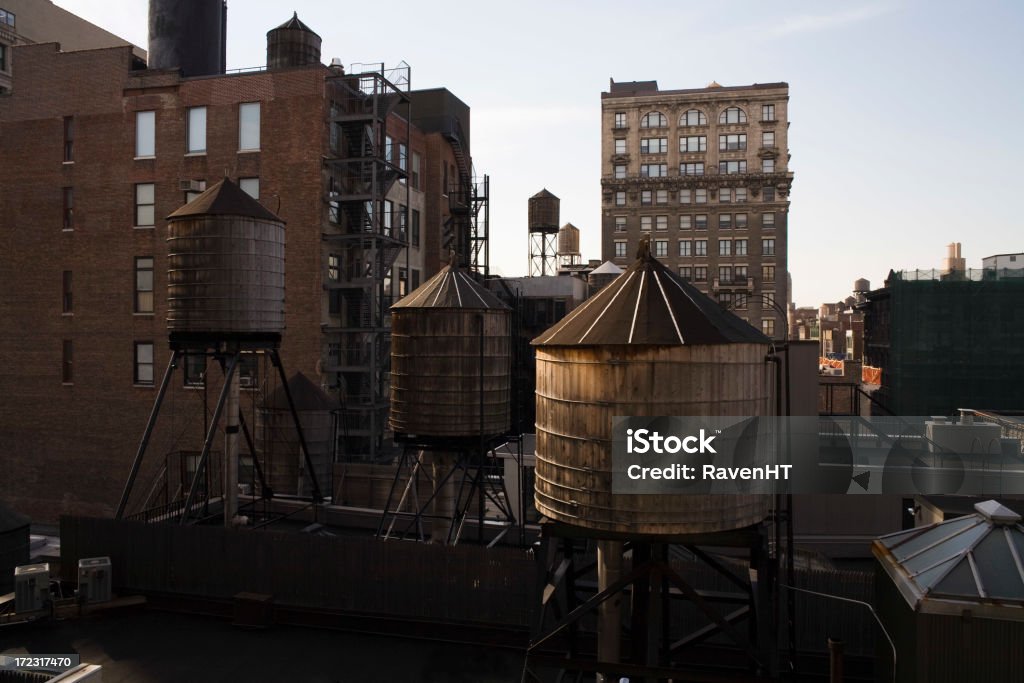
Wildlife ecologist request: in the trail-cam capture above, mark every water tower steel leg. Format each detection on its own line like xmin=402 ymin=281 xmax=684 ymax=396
xmin=180 ymin=353 xmax=238 ymax=525
xmin=224 ymin=360 xmax=240 ymax=527
xmin=116 ymin=348 xmax=180 ymax=519
xmin=236 ymin=411 xmax=270 ymax=498
xmin=596 ymin=539 xmax=623 ymax=683
xmin=269 ymin=349 xmax=323 ymax=504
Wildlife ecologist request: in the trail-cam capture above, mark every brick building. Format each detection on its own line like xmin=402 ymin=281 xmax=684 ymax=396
xmin=0 ymin=12 xmax=479 ymax=520
xmin=600 ymin=80 xmax=793 ymax=338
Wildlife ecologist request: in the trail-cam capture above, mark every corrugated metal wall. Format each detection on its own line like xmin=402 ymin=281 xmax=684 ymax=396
xmin=60 ymin=516 xmax=535 ymax=628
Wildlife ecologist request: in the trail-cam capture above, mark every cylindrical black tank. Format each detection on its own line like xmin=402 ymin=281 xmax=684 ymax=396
xmin=267 ymin=13 xmax=322 ymax=69
xmin=528 ymin=189 xmax=560 ymax=234
xmin=148 ymin=0 xmax=226 ymax=77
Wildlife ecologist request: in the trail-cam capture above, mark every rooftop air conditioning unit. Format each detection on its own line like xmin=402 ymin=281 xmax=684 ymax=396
xmin=14 ymin=563 xmax=50 ymax=613
xmin=179 ymin=179 xmax=204 ymax=192
xmin=78 ymin=557 xmax=112 ymax=604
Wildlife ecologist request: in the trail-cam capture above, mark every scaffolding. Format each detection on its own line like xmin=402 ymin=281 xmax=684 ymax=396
xmin=323 ymin=64 xmax=411 ymax=462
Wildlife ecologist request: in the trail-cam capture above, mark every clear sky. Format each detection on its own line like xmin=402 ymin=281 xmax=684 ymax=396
xmin=54 ymin=0 xmax=1024 ymax=307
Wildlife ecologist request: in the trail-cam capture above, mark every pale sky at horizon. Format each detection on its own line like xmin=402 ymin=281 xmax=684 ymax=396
xmin=53 ymin=0 xmax=1024 ymax=307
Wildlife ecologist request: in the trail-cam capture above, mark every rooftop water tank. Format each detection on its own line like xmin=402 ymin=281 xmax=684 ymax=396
xmin=390 ymin=264 xmax=511 ymax=439
xmin=266 ymin=12 xmax=322 ymax=69
xmin=532 ymin=243 xmax=772 ymax=535
xmin=166 ymin=179 xmax=285 ymax=339
xmin=148 ymin=0 xmax=226 ymax=77
xmin=557 ymin=223 xmax=580 ymax=255
xmin=528 ymin=189 xmax=560 ymax=234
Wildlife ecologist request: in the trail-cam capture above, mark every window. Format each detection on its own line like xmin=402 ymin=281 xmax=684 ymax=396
xmin=735 ymin=239 xmax=748 ymax=256
xmin=135 ymin=183 xmax=155 ymax=226
xmin=735 ymin=265 xmax=748 ymax=280
xmin=63 ymin=116 xmax=74 ymax=162
xmin=239 ymin=102 xmax=260 ymax=151
xmin=718 ymin=291 xmax=735 ymax=308
xmin=762 ymin=131 xmax=775 ymax=148
xmin=187 ymin=107 xmax=206 ymax=154
xmin=762 ymin=212 xmax=776 ymax=228
xmin=735 ymin=213 xmax=748 ymax=228
xmin=680 ymin=136 xmax=706 ymax=153
xmin=383 ymin=199 xmax=393 ymax=236
xmin=615 ymin=191 xmax=626 ymax=206
xmin=762 ymin=319 xmax=775 ymax=336
xmin=62 ymin=340 xmax=73 ymax=384
xmin=640 ymin=163 xmax=667 ymax=177
xmin=654 ymin=239 xmax=668 ymax=258
xmin=640 ymin=137 xmax=667 ymax=154
xmin=640 ymin=111 xmax=667 ymax=128
xmin=764 ymin=292 xmax=776 ymax=308
xmin=411 ymin=209 xmax=421 ymax=246
xmin=0 ymin=44 xmax=6 ymax=73
xmin=763 ymin=186 xmax=775 ymax=201
xmin=399 ymin=143 xmax=408 ymax=178
xmin=640 ymin=216 xmax=652 ymax=231
xmin=0 ymin=9 xmax=14 ymax=28
xmin=656 ymin=189 xmax=668 ymax=204
xmin=720 ymin=187 xmax=731 ymax=203
xmin=695 ymin=214 xmax=708 ymax=230
xmin=614 ymin=164 xmax=626 ymax=179
xmin=412 ymin=152 xmax=421 ymax=189
xmin=719 ymin=160 xmax=747 ymax=174
xmin=656 ymin=215 xmax=668 ymax=231
xmin=679 ymin=189 xmax=691 ymax=204
xmin=762 ymin=104 xmax=776 ymax=122
xmin=614 ymin=112 xmax=627 ymax=129
xmin=185 ymin=180 xmax=206 ymax=205
xmin=135 ymin=257 xmax=154 ymax=313
xmin=762 ymin=238 xmax=775 ymax=255
xmin=719 ymin=134 xmax=746 ymax=151
xmin=134 ymin=342 xmax=155 ymax=385
xmin=398 ymin=205 xmax=408 ymax=241
xmin=62 ymin=187 xmax=74 ymax=230
xmin=615 ymin=216 xmax=626 ymax=232
xmin=679 ymin=215 xmax=692 ymax=230
xmin=62 ymin=271 xmax=73 ymax=314
xmin=398 ymin=267 xmax=408 ymax=297
xmin=641 ymin=191 xmax=652 ymax=205
xmin=679 ymin=266 xmax=692 ymax=280
xmin=614 ymin=139 xmax=627 ymax=154
xmin=762 ymin=265 xmax=776 ymax=282
xmin=694 ymin=240 xmax=707 ymax=256
xmin=328 ymin=254 xmax=340 ymax=281
xmin=735 ymin=187 xmax=747 ymax=203
xmin=680 ymin=109 xmax=706 ymax=126
xmin=719 ymin=214 xmax=732 ymax=230
xmin=694 ymin=266 xmax=708 ymax=282
xmin=679 ymin=241 xmax=692 ymax=257
xmin=695 ymin=188 xmax=707 ymax=204
xmin=135 ymin=111 xmax=155 ymax=157
xmin=680 ymin=162 xmax=704 ymax=176
xmin=614 ymin=241 xmax=627 ymax=258
xmin=719 ymin=107 xmax=747 ymax=124
xmin=412 ymin=269 xmax=420 ymax=289
xmin=762 ymin=158 xmax=775 ymax=173
xmin=719 ymin=239 xmax=732 ymax=256
xmin=184 ymin=354 xmax=206 ymax=387
xmin=384 ymin=136 xmax=393 ymax=163
xmin=239 ymin=177 xmax=259 ymax=199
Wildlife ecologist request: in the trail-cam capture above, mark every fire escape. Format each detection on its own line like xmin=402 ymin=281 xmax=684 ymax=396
xmin=440 ymin=118 xmax=489 ymax=275
xmin=323 ymin=65 xmax=410 ymax=462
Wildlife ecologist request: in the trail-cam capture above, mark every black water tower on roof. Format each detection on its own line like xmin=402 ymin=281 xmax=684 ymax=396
xmin=148 ymin=0 xmax=227 ymax=77
xmin=267 ymin=13 xmax=322 ymax=69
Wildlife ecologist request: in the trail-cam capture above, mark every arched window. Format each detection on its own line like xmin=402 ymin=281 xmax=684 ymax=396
xmin=640 ymin=111 xmax=667 ymax=128
xmin=719 ymin=107 xmax=747 ymax=124
xmin=680 ymin=109 xmax=707 ymax=126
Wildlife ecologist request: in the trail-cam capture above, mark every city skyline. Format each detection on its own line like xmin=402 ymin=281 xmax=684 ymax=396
xmin=52 ymin=0 xmax=1024 ymax=306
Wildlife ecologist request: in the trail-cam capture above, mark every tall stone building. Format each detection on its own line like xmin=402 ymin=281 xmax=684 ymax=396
xmin=600 ymin=80 xmax=793 ymax=338
xmin=0 ymin=9 xmax=480 ymax=520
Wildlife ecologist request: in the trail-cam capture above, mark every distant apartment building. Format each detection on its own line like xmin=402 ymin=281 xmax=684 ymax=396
xmin=0 ymin=0 xmax=146 ymax=94
xmin=983 ymin=252 xmax=1024 ymax=276
xmin=863 ymin=268 xmax=1024 ymax=415
xmin=600 ymin=80 xmax=793 ymax=338
xmin=0 ymin=9 xmax=479 ymax=520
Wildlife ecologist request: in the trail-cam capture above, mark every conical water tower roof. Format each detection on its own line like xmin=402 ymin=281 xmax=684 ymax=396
xmin=534 ymin=241 xmax=768 ymax=346
xmin=273 ymin=11 xmax=320 ymax=36
xmin=589 ymin=260 xmax=623 ymax=276
xmin=392 ymin=263 xmax=508 ymax=310
xmin=167 ymin=178 xmax=282 ymax=223
xmin=531 ymin=188 xmax=558 ymax=200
